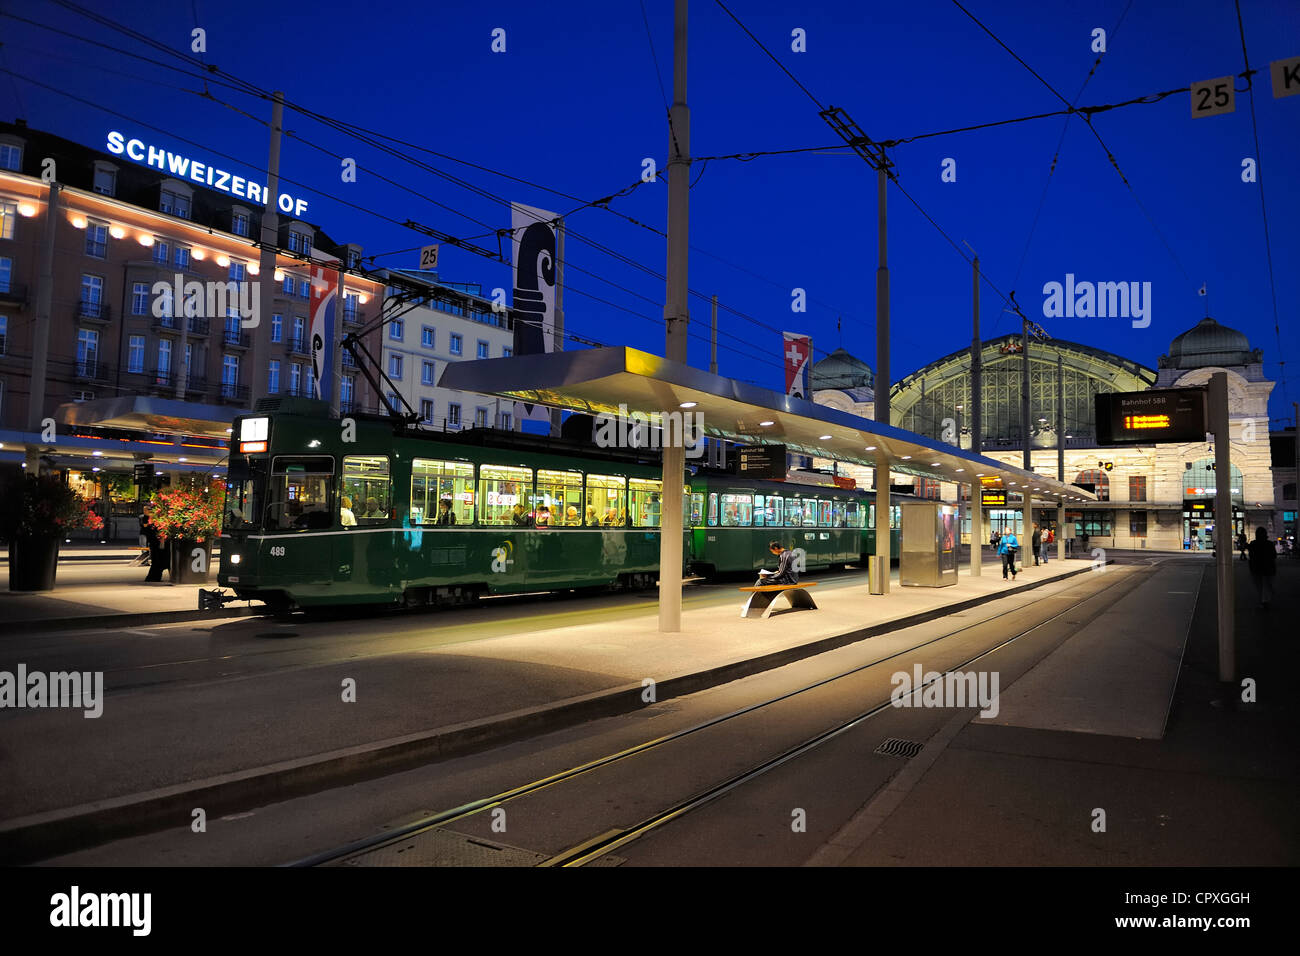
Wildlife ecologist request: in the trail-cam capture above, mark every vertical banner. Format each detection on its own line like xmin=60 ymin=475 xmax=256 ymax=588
xmin=511 ymin=202 xmax=558 ymax=423
xmin=309 ymin=266 xmax=337 ymax=403
xmin=783 ymin=332 xmax=812 ymax=399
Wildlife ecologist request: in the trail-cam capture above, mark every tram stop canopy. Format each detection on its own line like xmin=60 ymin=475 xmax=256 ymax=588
xmin=440 ymin=346 xmax=1097 ymax=506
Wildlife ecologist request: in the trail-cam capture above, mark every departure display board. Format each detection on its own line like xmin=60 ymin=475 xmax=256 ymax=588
xmin=1095 ymin=389 xmax=1207 ymax=445
xmin=982 ymin=490 xmax=1008 ymax=507
xmin=736 ymin=445 xmax=787 ymax=479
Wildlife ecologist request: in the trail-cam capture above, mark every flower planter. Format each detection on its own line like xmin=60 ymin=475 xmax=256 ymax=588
xmin=169 ymin=538 xmax=213 ymax=585
xmin=8 ymin=535 xmax=60 ymax=591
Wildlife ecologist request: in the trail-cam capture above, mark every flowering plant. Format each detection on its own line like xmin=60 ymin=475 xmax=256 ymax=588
xmin=0 ymin=474 xmax=100 ymax=538
xmin=149 ymin=484 xmax=223 ymax=542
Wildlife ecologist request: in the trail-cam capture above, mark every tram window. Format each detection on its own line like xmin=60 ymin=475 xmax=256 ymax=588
xmin=765 ymin=496 xmax=783 ymax=527
xmin=223 ymin=458 xmax=264 ymax=531
xmin=537 ymin=469 xmax=584 ymax=526
xmin=683 ymin=486 xmax=692 ymax=530
xmin=832 ymin=500 xmax=847 ymax=528
xmin=720 ymin=494 xmax=752 ymax=527
xmin=891 ymin=505 xmax=900 ymax=530
xmin=411 ymin=459 xmax=475 ymax=526
xmin=802 ymin=500 xmax=817 ymax=526
xmin=784 ymin=498 xmax=802 ymax=527
xmin=630 ymin=478 xmax=663 ymax=527
xmin=343 ymin=456 xmax=391 ymax=524
xmin=818 ymin=500 xmax=833 ymax=527
xmin=479 ymin=465 xmax=532 ymax=526
xmin=266 ymin=455 xmax=334 ymax=531
xmin=753 ymin=495 xmax=765 ymax=527
xmin=689 ymin=492 xmax=704 ymax=527
xmin=586 ymin=474 xmax=627 ymax=527
xmin=707 ymin=492 xmax=718 ymax=527
xmin=845 ymin=500 xmax=860 ymax=529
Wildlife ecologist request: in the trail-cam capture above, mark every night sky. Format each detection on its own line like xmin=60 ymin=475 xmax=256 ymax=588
xmin=5 ymin=0 xmax=1298 ymax=422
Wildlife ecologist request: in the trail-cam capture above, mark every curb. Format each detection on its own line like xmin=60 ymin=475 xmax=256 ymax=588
xmin=0 ymin=563 xmax=1102 ymax=864
xmin=10 ymin=605 xmax=261 ymax=634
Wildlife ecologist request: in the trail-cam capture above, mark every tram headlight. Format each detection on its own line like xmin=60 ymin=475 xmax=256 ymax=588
xmin=229 ymin=554 xmax=241 ymax=565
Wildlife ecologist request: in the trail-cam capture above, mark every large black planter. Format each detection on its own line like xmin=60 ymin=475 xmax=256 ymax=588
xmin=8 ymin=535 xmax=60 ymax=591
xmin=169 ymin=538 xmax=213 ymax=585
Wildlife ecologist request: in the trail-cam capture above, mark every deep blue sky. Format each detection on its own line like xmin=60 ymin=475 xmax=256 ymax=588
xmin=5 ymin=0 xmax=1298 ymax=422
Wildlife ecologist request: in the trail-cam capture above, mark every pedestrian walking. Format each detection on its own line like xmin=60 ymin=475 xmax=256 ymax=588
xmin=1236 ymin=531 xmax=1249 ymax=561
xmin=1031 ymin=524 xmax=1042 ymax=567
xmin=1044 ymin=528 xmax=1054 ymax=563
xmin=1246 ymin=526 xmax=1277 ymax=609
xmin=997 ymin=529 xmax=1020 ymax=581
xmin=140 ymin=507 xmax=168 ymax=582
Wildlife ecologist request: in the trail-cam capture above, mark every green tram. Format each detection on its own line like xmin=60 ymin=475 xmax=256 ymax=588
xmin=686 ymin=475 xmax=904 ymax=578
xmin=215 ymin=401 xmax=907 ymax=611
xmin=218 ymin=402 xmax=691 ymax=610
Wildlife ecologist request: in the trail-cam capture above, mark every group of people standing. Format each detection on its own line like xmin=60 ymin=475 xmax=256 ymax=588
xmin=990 ymin=522 xmax=1057 ymax=581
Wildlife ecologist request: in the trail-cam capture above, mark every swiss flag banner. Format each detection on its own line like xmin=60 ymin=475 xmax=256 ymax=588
xmin=783 ymin=332 xmax=812 ymax=399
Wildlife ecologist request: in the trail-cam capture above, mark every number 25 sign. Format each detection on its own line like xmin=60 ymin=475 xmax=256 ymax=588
xmin=1191 ymin=75 xmax=1235 ymax=118
xmin=419 ymin=244 xmax=440 ymax=270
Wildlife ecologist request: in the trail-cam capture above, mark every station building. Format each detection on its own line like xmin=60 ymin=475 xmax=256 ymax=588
xmin=812 ymin=316 xmax=1290 ymax=551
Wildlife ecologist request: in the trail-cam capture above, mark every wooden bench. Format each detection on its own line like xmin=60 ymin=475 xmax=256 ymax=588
xmin=737 ymin=582 xmax=819 ymax=619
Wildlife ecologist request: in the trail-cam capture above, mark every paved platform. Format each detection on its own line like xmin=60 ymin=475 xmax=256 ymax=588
xmin=0 ymin=563 xmax=240 ymax=626
xmin=814 ymin=559 xmax=1300 ymax=866
xmin=0 ymin=553 xmax=1108 ymax=856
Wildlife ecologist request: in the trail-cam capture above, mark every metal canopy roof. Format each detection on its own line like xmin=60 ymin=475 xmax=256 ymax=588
xmin=439 ymin=347 xmax=1096 ymax=505
xmin=55 ymin=396 xmax=238 ymax=439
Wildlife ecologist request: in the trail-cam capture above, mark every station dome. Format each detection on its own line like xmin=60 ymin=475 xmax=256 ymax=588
xmin=1160 ymin=317 xmax=1260 ymax=370
xmin=811 ymin=348 xmax=874 ymax=391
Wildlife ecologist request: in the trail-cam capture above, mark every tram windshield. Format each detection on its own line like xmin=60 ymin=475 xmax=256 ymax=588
xmin=265 ymin=456 xmax=334 ymax=531
xmin=223 ymin=457 xmax=265 ymax=531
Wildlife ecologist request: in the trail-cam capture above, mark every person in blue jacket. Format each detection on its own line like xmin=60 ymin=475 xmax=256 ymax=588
xmin=997 ymin=528 xmax=1020 ymax=580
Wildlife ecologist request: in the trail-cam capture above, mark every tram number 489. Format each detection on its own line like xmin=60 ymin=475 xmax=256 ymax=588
xmin=269 ymin=546 xmax=286 ymax=557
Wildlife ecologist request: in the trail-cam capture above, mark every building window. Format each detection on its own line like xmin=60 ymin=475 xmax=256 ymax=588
xmin=0 ymin=315 xmax=7 ymax=355
xmin=498 ymin=411 xmax=512 ymax=430
xmin=347 ymin=249 xmax=361 ymax=268
xmin=1128 ymin=475 xmax=1147 ymax=501
xmin=475 ymin=407 xmax=488 ymax=428
xmin=1080 ymin=510 xmax=1113 ymax=537
xmin=306 ymin=365 xmax=316 ymax=397
xmin=386 ymin=391 xmax=399 ymax=410
xmin=174 ymin=246 xmax=190 ymax=269
xmin=160 ymin=188 xmax=190 ymax=218
xmin=289 ymin=363 xmax=301 ymax=395
xmin=343 ymin=293 xmax=358 ymax=322
xmin=476 ymin=340 xmax=489 ymax=360
xmin=421 ymin=326 xmax=435 ymax=348
xmin=449 ymin=333 xmax=462 ymax=356
xmin=130 ymin=283 xmax=149 ymax=315
xmin=388 ymin=353 xmax=403 ymax=379
xmin=152 ymin=238 xmax=169 ymax=265
xmin=420 ymin=399 xmax=434 ymax=423
xmin=390 ymin=318 xmax=404 ymax=340
xmin=230 ymin=260 xmax=246 ymax=282
xmin=85 ymin=221 xmax=108 ymax=258
xmin=1074 ymin=469 xmax=1110 ymax=501
xmin=271 ymin=313 xmax=282 ymax=342
xmin=447 ymin=403 xmax=461 ymax=427
xmin=77 ymin=328 xmax=99 ymax=377
xmin=1129 ymin=511 xmax=1147 ymax=536
xmin=282 ymin=274 xmax=295 ymax=295
xmin=0 ymin=143 xmax=21 ymax=171
xmin=0 ymin=201 xmax=14 ymax=239
xmin=268 ymin=359 xmax=280 ymax=394
xmin=222 ymin=354 xmax=239 ymax=389
xmin=288 ymin=231 xmax=312 ymax=254
xmin=93 ymin=166 xmax=116 ymax=196
xmin=127 ymin=335 xmax=145 ymax=373
xmin=421 ymin=360 xmax=436 ymax=385
xmin=340 ymin=376 xmax=354 ymax=409
xmin=291 ymin=316 xmax=305 ymax=350
xmin=232 ymin=212 xmax=249 ymax=236
xmin=157 ymin=339 xmax=172 ymax=377
xmin=502 ymin=347 xmax=512 ymax=358
xmin=297 ymin=278 xmax=310 ymax=298
xmin=0 ymin=256 xmax=12 ymax=293
xmin=80 ymin=274 xmax=104 ymax=312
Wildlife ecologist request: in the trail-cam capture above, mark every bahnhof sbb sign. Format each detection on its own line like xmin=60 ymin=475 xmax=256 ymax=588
xmin=1095 ymin=388 xmax=1208 ymax=445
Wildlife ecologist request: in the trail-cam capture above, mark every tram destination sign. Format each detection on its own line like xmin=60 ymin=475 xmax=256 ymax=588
xmin=736 ymin=445 xmax=786 ymax=479
xmin=1095 ymin=388 xmax=1207 ymax=445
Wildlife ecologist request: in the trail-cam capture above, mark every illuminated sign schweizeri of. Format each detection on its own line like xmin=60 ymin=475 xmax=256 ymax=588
xmin=106 ymin=131 xmax=309 ymax=217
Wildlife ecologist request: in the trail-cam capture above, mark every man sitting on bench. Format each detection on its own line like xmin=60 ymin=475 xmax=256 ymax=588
xmin=756 ymin=540 xmax=798 ymax=587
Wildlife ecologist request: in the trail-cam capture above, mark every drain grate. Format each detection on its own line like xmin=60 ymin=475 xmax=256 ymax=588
xmin=874 ymin=737 xmax=923 ymax=758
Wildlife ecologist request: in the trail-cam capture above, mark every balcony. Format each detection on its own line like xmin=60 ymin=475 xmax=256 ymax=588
xmin=147 ymin=368 xmax=175 ymax=393
xmin=74 ymin=360 xmax=112 ymax=383
xmin=0 ymin=282 xmax=28 ymax=306
xmin=76 ymin=301 xmax=111 ymax=324
xmin=218 ymin=382 xmax=251 ymax=404
xmin=222 ymin=328 xmax=252 ymax=349
xmin=283 ymin=383 xmax=315 ymax=399
xmin=187 ymin=316 xmax=210 ymax=335
xmin=342 ymin=307 xmax=361 ymax=327
xmin=152 ymin=314 xmax=180 ymax=333
xmin=286 ymin=336 xmax=309 ymax=356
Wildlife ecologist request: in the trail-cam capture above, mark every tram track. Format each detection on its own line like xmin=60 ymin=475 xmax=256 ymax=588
xmin=289 ymin=564 xmax=1146 ymax=868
